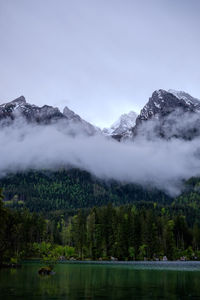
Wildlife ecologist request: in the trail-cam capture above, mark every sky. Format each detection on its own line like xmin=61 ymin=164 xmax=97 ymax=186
xmin=0 ymin=0 xmax=200 ymax=128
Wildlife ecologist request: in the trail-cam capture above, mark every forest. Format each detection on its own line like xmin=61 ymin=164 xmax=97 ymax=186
xmin=1 ymin=177 xmax=200 ymax=263
xmin=0 ymin=169 xmax=171 ymax=212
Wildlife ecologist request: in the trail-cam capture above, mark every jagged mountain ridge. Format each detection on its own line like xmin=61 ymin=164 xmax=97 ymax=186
xmin=102 ymin=89 xmax=200 ymax=141
xmin=1 ymin=89 xmax=200 ymax=140
xmin=0 ymin=95 xmax=98 ymax=135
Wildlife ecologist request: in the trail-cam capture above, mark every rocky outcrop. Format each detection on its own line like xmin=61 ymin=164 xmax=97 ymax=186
xmin=133 ymin=89 xmax=200 ymax=140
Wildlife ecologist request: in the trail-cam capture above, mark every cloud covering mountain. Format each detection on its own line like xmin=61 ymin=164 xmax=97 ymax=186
xmin=1 ymin=90 xmax=200 ymax=196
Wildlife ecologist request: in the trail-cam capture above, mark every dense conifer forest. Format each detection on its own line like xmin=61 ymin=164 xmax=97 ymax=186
xmin=1 ymin=170 xmax=200 ymax=263
xmin=0 ymin=169 xmax=171 ymax=212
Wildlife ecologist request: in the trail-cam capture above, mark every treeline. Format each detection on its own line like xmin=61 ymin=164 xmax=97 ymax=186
xmin=0 ymin=169 xmax=171 ymax=212
xmin=1 ymin=184 xmax=200 ymax=262
xmin=63 ymin=204 xmax=200 ymax=260
xmin=0 ymin=188 xmax=47 ymax=263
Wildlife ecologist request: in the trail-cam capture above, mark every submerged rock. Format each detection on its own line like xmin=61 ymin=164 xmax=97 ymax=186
xmin=38 ymin=266 xmax=54 ymax=275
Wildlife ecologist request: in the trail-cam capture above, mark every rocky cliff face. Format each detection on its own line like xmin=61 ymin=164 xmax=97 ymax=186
xmin=133 ymin=89 xmax=200 ymax=140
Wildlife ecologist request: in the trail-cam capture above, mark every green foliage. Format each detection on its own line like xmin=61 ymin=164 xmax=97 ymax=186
xmin=2 ymin=174 xmax=200 ymax=262
xmin=0 ymin=169 xmax=171 ymax=212
xmin=139 ymin=244 xmax=148 ymax=260
xmin=33 ymin=242 xmax=52 ymax=257
xmin=41 ymin=255 xmax=57 ymax=271
xmin=58 ymin=205 xmax=200 ymax=261
xmin=128 ymin=247 xmax=136 ymax=260
xmin=1 ymin=199 xmax=200 ymax=261
xmin=10 ymin=257 xmax=18 ymax=264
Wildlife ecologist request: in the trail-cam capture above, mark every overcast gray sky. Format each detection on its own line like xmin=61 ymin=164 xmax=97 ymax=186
xmin=0 ymin=0 xmax=200 ymax=128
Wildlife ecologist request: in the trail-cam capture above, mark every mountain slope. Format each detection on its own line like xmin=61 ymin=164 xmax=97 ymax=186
xmin=133 ymin=89 xmax=200 ymax=140
xmin=1 ymin=169 xmax=171 ymax=212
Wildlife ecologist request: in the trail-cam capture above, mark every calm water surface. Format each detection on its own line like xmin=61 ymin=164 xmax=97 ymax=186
xmin=0 ymin=261 xmax=200 ymax=299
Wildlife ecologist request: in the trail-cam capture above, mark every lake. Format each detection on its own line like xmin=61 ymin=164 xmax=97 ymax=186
xmin=0 ymin=261 xmax=200 ymax=299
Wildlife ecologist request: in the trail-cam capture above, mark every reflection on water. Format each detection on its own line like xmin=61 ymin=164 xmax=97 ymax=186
xmin=0 ymin=262 xmax=200 ymax=299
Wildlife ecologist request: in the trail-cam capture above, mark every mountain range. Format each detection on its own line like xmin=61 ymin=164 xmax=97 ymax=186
xmin=1 ymin=89 xmax=200 ymax=211
xmin=1 ymin=89 xmax=200 ymax=141
xmin=0 ymin=95 xmax=98 ymax=136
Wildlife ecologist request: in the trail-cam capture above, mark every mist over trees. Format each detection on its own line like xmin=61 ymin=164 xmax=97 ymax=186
xmin=2 ymin=91 xmax=200 ymax=263
xmin=1 ymin=112 xmax=200 ymax=195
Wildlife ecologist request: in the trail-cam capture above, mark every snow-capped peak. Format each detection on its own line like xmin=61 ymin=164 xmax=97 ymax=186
xmin=103 ymin=111 xmax=138 ymax=137
xmin=168 ymin=89 xmax=200 ymax=106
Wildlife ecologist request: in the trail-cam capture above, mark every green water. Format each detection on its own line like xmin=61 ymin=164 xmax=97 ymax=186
xmin=0 ymin=262 xmax=200 ymax=299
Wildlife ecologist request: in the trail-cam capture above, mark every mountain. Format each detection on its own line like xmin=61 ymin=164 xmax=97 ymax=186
xmin=1 ymin=90 xmax=200 ymax=140
xmin=1 ymin=89 xmax=200 ymax=212
xmin=102 ymin=89 xmax=200 ymax=141
xmin=62 ymin=106 xmax=99 ymax=135
xmin=133 ymin=89 xmax=200 ymax=140
xmin=103 ymin=111 xmax=138 ymax=140
xmin=0 ymin=96 xmax=98 ymax=135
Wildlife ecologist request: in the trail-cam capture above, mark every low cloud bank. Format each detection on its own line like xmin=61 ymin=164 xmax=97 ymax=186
xmin=1 ymin=119 xmax=200 ymax=196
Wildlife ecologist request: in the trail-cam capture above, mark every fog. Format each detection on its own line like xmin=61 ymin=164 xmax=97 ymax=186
xmin=1 ymin=118 xmax=200 ymax=196
xmin=135 ymin=109 xmax=200 ymax=141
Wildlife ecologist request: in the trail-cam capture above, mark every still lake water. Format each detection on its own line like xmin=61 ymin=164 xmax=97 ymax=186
xmin=1 ymin=261 xmax=200 ymax=299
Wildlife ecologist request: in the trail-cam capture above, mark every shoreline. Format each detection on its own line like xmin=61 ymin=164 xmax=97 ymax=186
xmin=22 ymin=259 xmax=200 ymax=265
